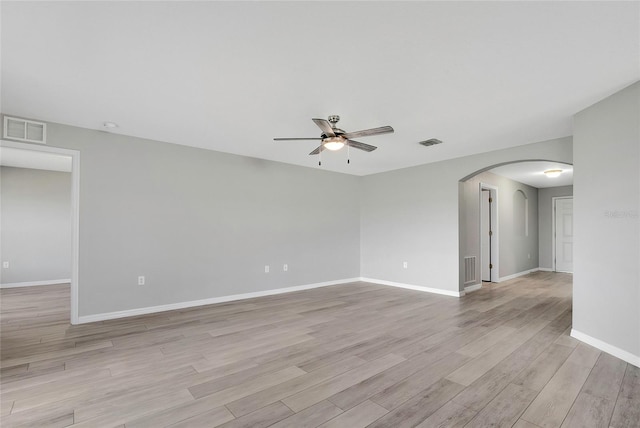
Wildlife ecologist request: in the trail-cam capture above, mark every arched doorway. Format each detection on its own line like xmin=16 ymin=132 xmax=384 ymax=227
xmin=459 ymin=160 xmax=573 ymax=293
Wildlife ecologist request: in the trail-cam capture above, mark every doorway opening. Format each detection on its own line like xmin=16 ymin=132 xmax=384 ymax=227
xmin=0 ymin=140 xmax=80 ymax=324
xmin=458 ymin=159 xmax=573 ymax=294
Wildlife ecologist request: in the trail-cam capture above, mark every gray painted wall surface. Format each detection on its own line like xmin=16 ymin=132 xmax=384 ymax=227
xmin=461 ymin=171 xmax=539 ymax=283
xmin=574 ymin=81 xmax=639 ymax=359
xmin=3 ymin=122 xmax=361 ymax=316
xmin=0 ymin=116 xmax=572 ymax=317
xmin=538 ymin=185 xmax=573 ymax=270
xmin=1 ymin=166 xmax=72 ymax=284
xmin=360 ymin=136 xmax=572 ymax=294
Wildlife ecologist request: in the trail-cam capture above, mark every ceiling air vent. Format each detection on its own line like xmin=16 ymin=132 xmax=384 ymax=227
xmin=419 ymin=138 xmax=442 ymax=147
xmin=3 ymin=116 xmax=47 ymax=144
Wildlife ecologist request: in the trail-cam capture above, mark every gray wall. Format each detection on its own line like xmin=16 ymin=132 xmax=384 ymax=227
xmin=2 ymin=121 xmax=361 ymax=316
xmin=360 ymin=136 xmax=572 ymax=294
xmin=1 ymin=166 xmax=72 ymax=285
xmin=538 ymin=185 xmax=573 ymax=270
xmin=0 ymin=116 xmax=572 ymax=317
xmin=574 ymin=81 xmax=639 ymax=359
xmin=461 ymin=171 xmax=539 ymax=284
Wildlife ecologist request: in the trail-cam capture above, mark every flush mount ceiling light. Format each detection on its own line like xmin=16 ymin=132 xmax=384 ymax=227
xmin=322 ymin=136 xmax=346 ymax=151
xmin=103 ymin=121 xmax=119 ymax=129
xmin=544 ymin=169 xmax=563 ymax=178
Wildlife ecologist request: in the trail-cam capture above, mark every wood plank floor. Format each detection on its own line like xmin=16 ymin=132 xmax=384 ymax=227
xmin=1 ymin=272 xmax=638 ymax=427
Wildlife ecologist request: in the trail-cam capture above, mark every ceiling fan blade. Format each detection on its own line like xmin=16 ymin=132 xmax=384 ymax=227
xmin=274 ymin=137 xmax=322 ymax=141
xmin=342 ymin=126 xmax=394 ymax=139
xmin=309 ymin=145 xmax=326 ymax=155
xmin=312 ymin=118 xmax=336 ymax=137
xmin=347 ymin=140 xmax=377 ymax=152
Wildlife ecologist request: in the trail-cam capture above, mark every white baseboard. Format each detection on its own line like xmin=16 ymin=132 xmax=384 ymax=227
xmin=464 ymin=283 xmax=483 ymax=294
xmin=496 ymin=268 xmax=540 ymax=282
xmin=360 ymin=277 xmax=462 ymax=297
xmin=538 ymin=267 xmax=553 ymax=272
xmin=1 ymin=279 xmax=70 ymax=289
xmin=571 ymin=329 xmax=640 ymax=368
xmin=77 ymin=277 xmax=361 ymax=324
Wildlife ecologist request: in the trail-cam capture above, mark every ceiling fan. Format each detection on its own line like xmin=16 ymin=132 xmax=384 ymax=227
xmin=274 ymin=115 xmax=394 ymax=164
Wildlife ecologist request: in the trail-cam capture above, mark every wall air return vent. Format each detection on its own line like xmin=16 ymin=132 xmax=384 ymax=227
xmin=3 ymin=116 xmax=47 ymax=144
xmin=464 ymin=256 xmax=476 ymax=284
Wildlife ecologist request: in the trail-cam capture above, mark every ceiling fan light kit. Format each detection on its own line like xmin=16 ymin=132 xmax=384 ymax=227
xmin=274 ymin=115 xmax=394 ymax=166
xmin=323 ymin=136 xmax=345 ymax=151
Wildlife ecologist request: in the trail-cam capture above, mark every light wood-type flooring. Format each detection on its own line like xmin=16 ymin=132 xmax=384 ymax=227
xmin=1 ymin=272 xmax=639 ymax=427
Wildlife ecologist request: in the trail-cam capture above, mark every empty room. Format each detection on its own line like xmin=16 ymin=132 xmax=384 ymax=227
xmin=1 ymin=1 xmax=639 ymax=427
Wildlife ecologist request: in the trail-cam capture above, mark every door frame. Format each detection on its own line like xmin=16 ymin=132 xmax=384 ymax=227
xmin=479 ymin=182 xmax=499 ymax=282
xmin=1 ymin=140 xmax=80 ymax=324
xmin=552 ymin=196 xmax=573 ymax=273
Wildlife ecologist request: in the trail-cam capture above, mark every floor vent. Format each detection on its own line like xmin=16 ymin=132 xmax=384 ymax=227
xmin=464 ymin=256 xmax=476 ymax=284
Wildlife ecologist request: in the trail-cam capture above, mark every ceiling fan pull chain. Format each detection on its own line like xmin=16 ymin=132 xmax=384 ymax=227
xmin=319 ymin=148 xmax=322 ymax=166
xmin=347 ymin=144 xmax=350 ymax=164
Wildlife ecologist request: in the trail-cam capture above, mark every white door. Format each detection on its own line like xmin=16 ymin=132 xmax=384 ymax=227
xmin=555 ymin=197 xmax=573 ymax=273
xmin=481 ymin=188 xmax=496 ymax=281
xmin=481 ymin=190 xmax=490 ymax=281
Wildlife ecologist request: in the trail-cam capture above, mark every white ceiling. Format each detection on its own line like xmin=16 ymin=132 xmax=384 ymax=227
xmin=0 ymin=147 xmax=72 ymax=172
xmin=489 ymin=161 xmax=573 ymax=189
xmin=1 ymin=2 xmax=638 ymax=176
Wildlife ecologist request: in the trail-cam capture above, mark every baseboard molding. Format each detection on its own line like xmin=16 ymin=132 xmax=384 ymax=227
xmin=538 ymin=267 xmax=553 ymax=272
xmin=360 ymin=277 xmax=462 ymax=297
xmin=496 ymin=268 xmax=540 ymax=282
xmin=464 ymin=283 xmax=483 ymax=294
xmin=571 ymin=329 xmax=640 ymax=368
xmin=0 ymin=279 xmax=70 ymax=289
xmin=77 ymin=277 xmax=361 ymax=324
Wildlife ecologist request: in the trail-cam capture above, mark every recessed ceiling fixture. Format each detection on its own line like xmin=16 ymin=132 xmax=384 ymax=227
xmin=419 ymin=138 xmax=443 ymax=147
xmin=544 ymin=169 xmax=563 ymax=178
xmin=274 ymin=115 xmax=394 ymax=165
xmin=103 ymin=121 xmax=118 ymax=129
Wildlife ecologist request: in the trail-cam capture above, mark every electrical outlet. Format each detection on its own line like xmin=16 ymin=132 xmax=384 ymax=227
xmin=265 ymin=265 xmax=270 ymax=273
xmin=2 ymin=262 xmax=8 ymax=269
xmin=283 ymin=264 xmax=288 ymax=272
xmin=403 ymin=261 xmax=408 ymax=269
xmin=138 ymin=276 xmax=145 ymax=285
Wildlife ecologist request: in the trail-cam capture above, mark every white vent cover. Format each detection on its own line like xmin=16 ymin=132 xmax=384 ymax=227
xmin=3 ymin=116 xmax=47 ymax=144
xmin=464 ymin=256 xmax=476 ymax=284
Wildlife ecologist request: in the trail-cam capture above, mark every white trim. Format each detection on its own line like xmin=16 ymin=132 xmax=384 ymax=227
xmin=1 ymin=279 xmax=70 ymax=288
xmin=464 ymin=283 xmax=482 ymax=293
xmin=79 ymin=277 xmax=466 ymax=323
xmin=360 ymin=277 xmax=463 ymax=297
xmin=0 ymin=140 xmax=80 ymax=324
xmin=571 ymin=329 xmax=640 ymax=368
xmin=70 ymin=148 xmax=80 ymax=325
xmin=495 ymin=268 xmax=540 ymax=282
xmin=525 ymin=197 xmax=529 ymax=237
xmin=77 ymin=277 xmax=360 ymax=324
xmin=538 ymin=267 xmax=553 ymax=272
